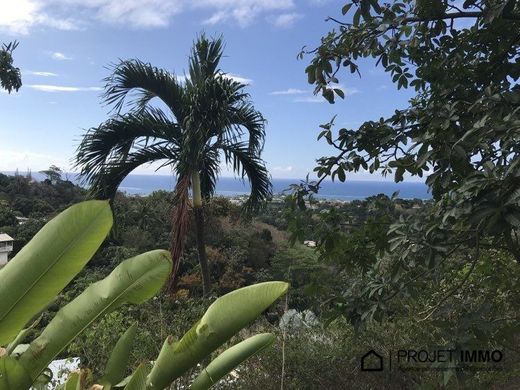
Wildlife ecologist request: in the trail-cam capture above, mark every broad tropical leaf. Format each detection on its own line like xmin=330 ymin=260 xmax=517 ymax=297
xmin=190 ymin=333 xmax=275 ymax=390
xmin=18 ymin=250 xmax=171 ymax=381
xmin=60 ymin=372 xmax=79 ymax=390
xmin=0 ymin=200 xmax=113 ymax=346
xmin=123 ymin=363 xmax=151 ymax=390
xmin=146 ymin=281 xmax=288 ymax=389
xmin=100 ymin=323 xmax=138 ymax=389
xmin=0 ymin=356 xmax=32 ymax=390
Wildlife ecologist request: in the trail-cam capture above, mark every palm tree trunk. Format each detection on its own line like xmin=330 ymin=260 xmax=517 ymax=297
xmin=192 ymin=171 xmax=211 ymax=296
xmin=167 ymin=175 xmax=191 ymax=292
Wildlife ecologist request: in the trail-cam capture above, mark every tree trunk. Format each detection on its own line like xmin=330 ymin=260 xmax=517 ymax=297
xmin=192 ymin=171 xmax=211 ymax=296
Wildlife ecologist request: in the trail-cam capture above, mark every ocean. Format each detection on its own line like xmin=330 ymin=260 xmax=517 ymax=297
xmin=119 ymin=175 xmax=431 ymax=200
xmin=3 ymin=172 xmax=431 ymax=200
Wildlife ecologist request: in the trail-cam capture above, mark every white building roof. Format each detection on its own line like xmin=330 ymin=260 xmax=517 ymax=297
xmin=0 ymin=233 xmax=14 ymax=242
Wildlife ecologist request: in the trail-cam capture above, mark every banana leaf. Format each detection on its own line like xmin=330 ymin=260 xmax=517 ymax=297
xmin=190 ymin=333 xmax=275 ymax=390
xmin=124 ymin=363 xmax=151 ymax=390
xmin=100 ymin=323 xmax=138 ymax=389
xmin=0 ymin=200 xmax=113 ymax=345
xmin=18 ymin=249 xmax=171 ymax=381
xmin=147 ymin=281 xmax=288 ymax=389
xmin=0 ymin=356 xmax=33 ymax=389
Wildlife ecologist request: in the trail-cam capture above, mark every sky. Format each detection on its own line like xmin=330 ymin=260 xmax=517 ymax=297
xmin=0 ymin=0 xmax=416 ymax=181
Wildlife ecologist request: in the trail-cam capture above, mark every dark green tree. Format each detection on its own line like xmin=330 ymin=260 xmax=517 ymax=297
xmin=0 ymin=41 xmax=22 ymax=93
xmin=75 ymin=35 xmax=271 ymax=295
xmin=39 ymin=165 xmax=63 ymax=185
xmin=285 ymin=0 xmax=520 ymax=328
xmin=294 ymin=0 xmax=520 ymax=261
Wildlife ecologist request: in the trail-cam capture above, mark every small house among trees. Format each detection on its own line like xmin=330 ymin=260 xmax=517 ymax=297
xmin=0 ymin=233 xmax=14 ymax=266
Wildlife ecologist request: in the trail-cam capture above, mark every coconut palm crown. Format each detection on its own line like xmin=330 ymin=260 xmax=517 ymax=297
xmin=75 ymin=34 xmax=271 ymax=294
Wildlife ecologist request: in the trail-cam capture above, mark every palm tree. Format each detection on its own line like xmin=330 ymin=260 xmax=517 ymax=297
xmin=75 ymin=35 xmax=271 ymax=295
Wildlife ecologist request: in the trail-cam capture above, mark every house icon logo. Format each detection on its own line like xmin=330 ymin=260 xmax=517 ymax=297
xmin=361 ymin=350 xmax=383 ymax=371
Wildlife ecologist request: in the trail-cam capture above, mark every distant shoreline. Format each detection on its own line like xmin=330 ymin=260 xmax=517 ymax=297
xmin=1 ymin=171 xmax=431 ymax=201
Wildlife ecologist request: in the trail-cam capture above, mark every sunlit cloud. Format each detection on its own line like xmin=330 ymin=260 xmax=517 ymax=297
xmin=293 ymin=96 xmax=326 ymax=103
xmin=0 ymin=148 xmax=70 ymax=172
xmin=26 ymin=84 xmax=102 ymax=92
xmin=176 ymin=73 xmax=253 ymax=85
xmin=269 ymin=12 xmax=303 ymax=28
xmin=24 ymin=70 xmax=58 ymax=77
xmin=270 ymin=88 xmax=307 ymax=95
xmin=0 ymin=0 xmax=299 ymax=34
xmin=51 ymin=52 xmax=72 ymax=60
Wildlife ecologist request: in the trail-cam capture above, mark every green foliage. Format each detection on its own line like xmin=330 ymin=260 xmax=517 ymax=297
xmin=74 ymin=34 xmax=271 ymax=213
xmin=0 ymin=41 xmax=22 ymax=93
xmin=99 ymin=323 xmax=138 ymax=389
xmin=147 ymin=281 xmax=288 ymax=389
xmin=0 ymin=202 xmax=17 ymax=227
xmin=190 ymin=333 xmax=275 ymax=390
xmin=39 ymin=165 xmax=63 ymax=185
xmin=0 ymin=199 xmax=288 ymax=390
xmin=18 ymin=249 xmax=171 ymax=382
xmin=297 ymin=0 xmax=520 ymax=263
xmin=0 ymin=201 xmax=113 ymax=346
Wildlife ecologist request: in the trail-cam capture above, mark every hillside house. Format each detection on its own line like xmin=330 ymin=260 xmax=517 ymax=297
xmin=0 ymin=233 xmax=14 ymax=266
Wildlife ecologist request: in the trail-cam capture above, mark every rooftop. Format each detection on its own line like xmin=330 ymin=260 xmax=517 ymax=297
xmin=0 ymin=233 xmax=14 ymax=242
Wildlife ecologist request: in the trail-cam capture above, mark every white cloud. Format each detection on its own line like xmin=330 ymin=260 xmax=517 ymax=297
xmin=0 ymin=0 xmax=80 ymax=35
xmin=0 ymin=148 xmax=70 ymax=172
xmin=199 ymin=0 xmax=295 ymax=27
xmin=330 ymin=83 xmax=360 ymax=97
xmin=26 ymin=84 xmax=102 ymax=92
xmin=51 ymin=52 xmax=72 ymax=60
xmin=270 ymin=88 xmax=307 ymax=95
xmin=270 ymin=12 xmax=302 ymax=28
xmin=0 ymin=0 xmax=298 ymax=34
xmin=344 ymin=87 xmax=360 ymax=96
xmin=307 ymin=0 xmax=332 ymax=5
xmin=273 ymin=165 xmax=293 ymax=172
xmin=177 ymin=73 xmax=253 ymax=85
xmin=293 ymin=96 xmax=325 ymax=103
xmin=24 ymin=70 xmax=58 ymax=77
xmin=224 ymin=74 xmax=253 ymax=85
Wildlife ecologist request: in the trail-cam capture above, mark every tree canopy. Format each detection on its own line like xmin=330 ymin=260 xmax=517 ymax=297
xmin=294 ymin=0 xmax=520 ymax=262
xmin=283 ymin=0 xmax=520 ymax=328
xmin=0 ymin=41 xmax=22 ymax=93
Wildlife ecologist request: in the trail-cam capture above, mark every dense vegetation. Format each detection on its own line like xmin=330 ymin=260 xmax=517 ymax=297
xmin=0 ymin=41 xmax=21 ymax=93
xmin=75 ymin=35 xmax=271 ymax=296
xmin=1 ymin=0 xmax=520 ymax=388
xmin=1 ymin=170 xmax=518 ymax=388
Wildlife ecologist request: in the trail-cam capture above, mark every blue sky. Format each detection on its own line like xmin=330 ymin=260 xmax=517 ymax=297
xmin=0 ymin=0 xmax=415 ymax=180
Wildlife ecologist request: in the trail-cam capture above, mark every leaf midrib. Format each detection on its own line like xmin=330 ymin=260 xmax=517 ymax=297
xmin=26 ymin=254 xmax=168 ymax=379
xmin=0 ymin=205 xmax=109 ymax=326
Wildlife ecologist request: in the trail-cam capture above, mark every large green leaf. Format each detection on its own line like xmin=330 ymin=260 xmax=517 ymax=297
xmin=190 ymin=333 xmax=275 ymax=390
xmin=0 ymin=356 xmax=32 ymax=390
xmin=18 ymin=249 xmax=171 ymax=381
xmin=100 ymin=323 xmax=138 ymax=389
xmin=0 ymin=200 xmax=113 ymax=346
xmin=124 ymin=363 xmax=151 ymax=390
xmin=147 ymin=281 xmax=288 ymax=390
xmin=62 ymin=372 xmax=80 ymax=390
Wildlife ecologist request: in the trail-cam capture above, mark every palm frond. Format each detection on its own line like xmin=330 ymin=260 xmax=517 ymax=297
xmin=86 ymin=145 xmax=179 ymax=199
xmin=199 ymin=146 xmax=221 ymax=199
xmin=225 ymin=103 xmax=266 ymax=155
xmin=218 ymin=141 xmax=272 ymax=213
xmin=188 ymin=34 xmax=224 ymax=84
xmin=103 ymin=59 xmax=186 ymax=121
xmin=75 ymin=109 xmax=181 ymax=198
